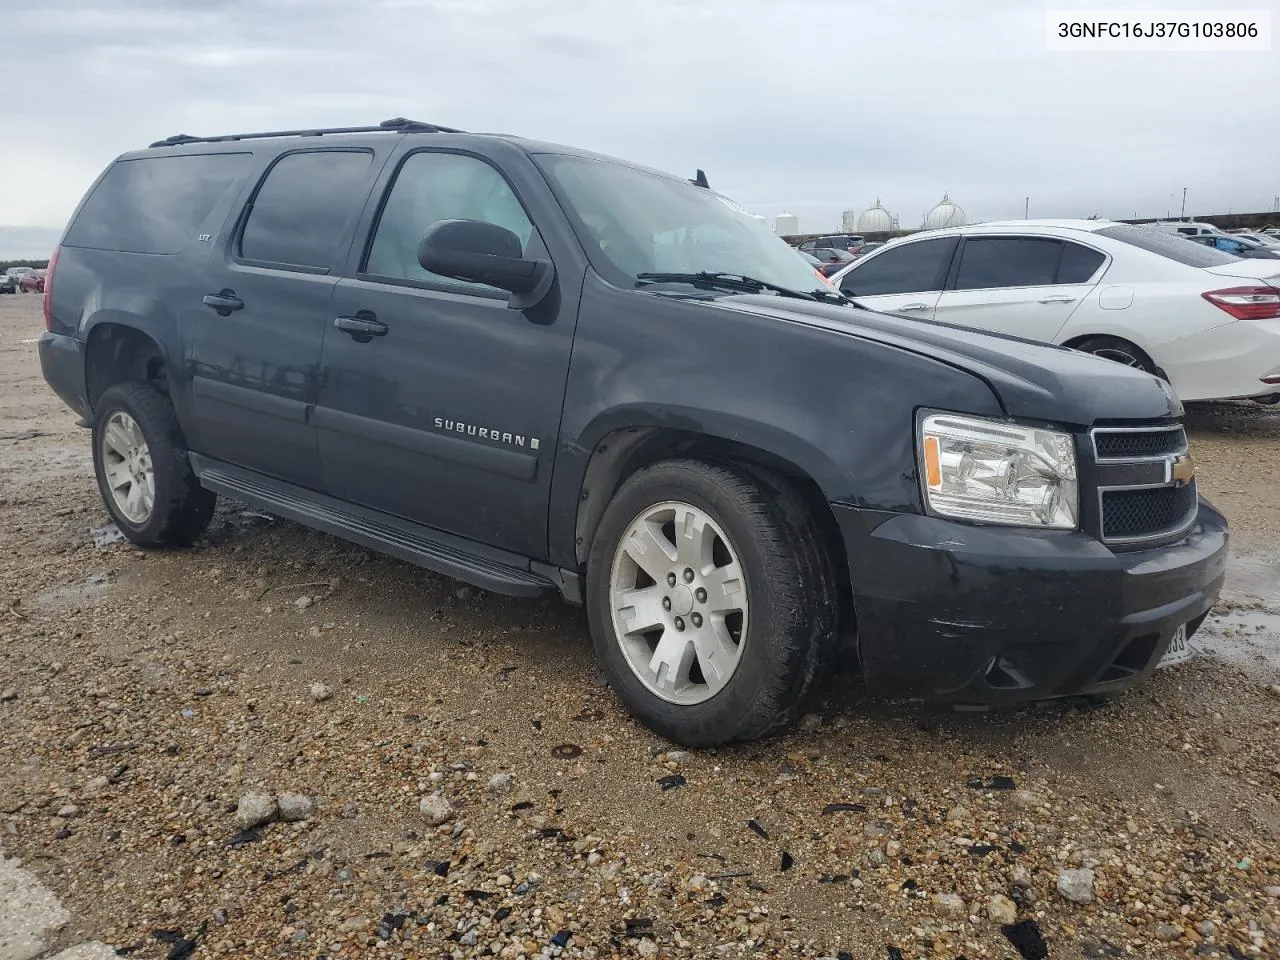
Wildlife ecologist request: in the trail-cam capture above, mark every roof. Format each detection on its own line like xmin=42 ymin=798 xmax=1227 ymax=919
xmin=964 ymin=219 xmax=1121 ymax=233
xmin=133 ymin=118 xmax=697 ymax=188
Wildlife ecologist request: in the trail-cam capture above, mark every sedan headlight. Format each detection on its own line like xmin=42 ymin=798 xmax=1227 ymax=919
xmin=919 ymin=413 xmax=1078 ymax=529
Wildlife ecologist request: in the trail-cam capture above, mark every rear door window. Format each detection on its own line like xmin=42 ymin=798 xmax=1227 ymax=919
xmin=239 ymin=150 xmax=375 ymax=270
xmin=839 ymin=238 xmax=957 ymax=296
xmin=1057 ymin=241 xmax=1106 ymax=283
xmin=65 ymin=153 xmax=252 ymax=255
xmin=952 ymin=237 xmax=1062 ymax=290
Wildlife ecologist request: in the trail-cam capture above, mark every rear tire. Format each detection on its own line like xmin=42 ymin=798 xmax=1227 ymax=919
xmin=92 ymin=382 xmax=216 ymax=547
xmin=585 ymin=459 xmax=837 ymax=747
xmin=1070 ymin=336 xmax=1157 ymax=375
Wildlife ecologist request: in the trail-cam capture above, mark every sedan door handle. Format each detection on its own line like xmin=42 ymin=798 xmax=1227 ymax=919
xmin=1038 ymin=295 xmax=1077 ymax=304
xmin=334 ymin=313 xmax=388 ymax=342
xmin=202 ymin=291 xmax=244 ymax=315
xmin=897 ymin=302 xmax=931 ymax=312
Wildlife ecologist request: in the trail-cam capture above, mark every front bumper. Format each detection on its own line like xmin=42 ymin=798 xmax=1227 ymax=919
xmin=836 ymin=500 xmax=1228 ymax=703
xmin=38 ymin=331 xmax=90 ymax=420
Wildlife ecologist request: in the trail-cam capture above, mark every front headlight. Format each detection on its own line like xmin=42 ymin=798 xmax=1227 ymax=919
xmin=919 ymin=413 xmax=1078 ymax=529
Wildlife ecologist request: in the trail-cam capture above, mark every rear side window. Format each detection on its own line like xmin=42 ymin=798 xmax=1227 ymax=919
xmin=1058 ymin=242 xmax=1106 ymax=283
xmin=953 ymin=237 xmax=1061 ymax=290
xmin=239 ymin=150 xmax=374 ymax=270
xmin=840 ymin=238 xmax=956 ymax=296
xmin=1095 ymin=224 xmax=1239 ymax=266
xmin=65 ymin=153 xmax=251 ymax=255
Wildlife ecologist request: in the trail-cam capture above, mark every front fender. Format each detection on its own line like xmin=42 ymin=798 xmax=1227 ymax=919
xmin=546 ymin=276 xmax=1004 ymax=568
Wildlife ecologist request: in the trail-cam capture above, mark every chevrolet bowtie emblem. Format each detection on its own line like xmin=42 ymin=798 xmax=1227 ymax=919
xmin=1169 ymin=453 xmax=1196 ymax=487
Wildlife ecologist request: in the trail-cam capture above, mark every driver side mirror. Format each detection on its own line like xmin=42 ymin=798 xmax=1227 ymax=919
xmin=418 ymin=219 xmax=554 ymax=310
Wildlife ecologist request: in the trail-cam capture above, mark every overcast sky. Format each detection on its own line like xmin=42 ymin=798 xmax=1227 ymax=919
xmin=2 ymin=0 xmax=1277 ymax=256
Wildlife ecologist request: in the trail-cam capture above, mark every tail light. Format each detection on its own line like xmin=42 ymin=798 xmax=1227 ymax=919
xmin=1201 ymin=285 xmax=1280 ymax=320
xmin=42 ymin=246 xmax=59 ymax=331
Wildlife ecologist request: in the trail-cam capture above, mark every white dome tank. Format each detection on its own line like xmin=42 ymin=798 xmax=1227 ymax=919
xmin=775 ymin=212 xmax=800 ymax=235
xmin=856 ymin=199 xmax=894 ymax=233
xmin=924 ymin=193 xmax=966 ymax=229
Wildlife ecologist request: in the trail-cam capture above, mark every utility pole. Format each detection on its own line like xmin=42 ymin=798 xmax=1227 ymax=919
xmin=1024 ymin=197 xmax=1029 ymax=219
xmin=1180 ymin=187 xmax=1187 ymax=220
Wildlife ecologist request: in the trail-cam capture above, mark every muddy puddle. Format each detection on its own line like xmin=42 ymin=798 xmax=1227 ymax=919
xmin=33 ymin=572 xmax=115 ymax=613
xmin=1196 ymin=546 xmax=1280 ymax=677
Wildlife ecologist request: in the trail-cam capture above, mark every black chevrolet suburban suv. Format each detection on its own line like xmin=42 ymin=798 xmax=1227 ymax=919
xmin=39 ymin=118 xmax=1228 ymax=746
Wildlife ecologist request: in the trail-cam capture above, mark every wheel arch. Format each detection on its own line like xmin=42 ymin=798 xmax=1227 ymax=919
xmin=83 ymin=315 xmax=176 ymax=412
xmin=563 ymin=415 xmax=857 ymax=656
xmin=566 ymin=409 xmax=847 ymax=564
xmin=1060 ymin=332 xmax=1164 ymax=378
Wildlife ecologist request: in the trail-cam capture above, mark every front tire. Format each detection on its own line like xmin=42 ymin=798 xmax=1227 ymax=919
xmin=92 ymin=382 xmax=216 ymax=547
xmin=586 ymin=459 xmax=836 ymax=747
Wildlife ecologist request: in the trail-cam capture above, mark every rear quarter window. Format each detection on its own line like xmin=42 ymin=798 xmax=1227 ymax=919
xmin=1095 ymin=224 xmax=1240 ymax=267
xmin=65 ymin=153 xmax=252 ymax=255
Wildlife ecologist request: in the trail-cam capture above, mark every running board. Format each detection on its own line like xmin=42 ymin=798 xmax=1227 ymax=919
xmin=192 ymin=457 xmax=556 ymax=598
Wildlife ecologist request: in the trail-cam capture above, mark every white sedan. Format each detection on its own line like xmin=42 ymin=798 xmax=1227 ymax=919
xmin=827 ymin=219 xmax=1280 ymax=403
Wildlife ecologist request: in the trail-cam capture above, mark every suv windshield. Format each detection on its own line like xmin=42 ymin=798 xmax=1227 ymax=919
xmin=536 ymin=154 xmax=825 ymax=292
xmin=1095 ymin=224 xmax=1240 ymax=267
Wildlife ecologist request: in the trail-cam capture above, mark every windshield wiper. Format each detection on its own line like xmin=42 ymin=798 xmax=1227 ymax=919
xmin=636 ymin=271 xmax=858 ymax=308
xmin=635 ymin=271 xmax=821 ymax=302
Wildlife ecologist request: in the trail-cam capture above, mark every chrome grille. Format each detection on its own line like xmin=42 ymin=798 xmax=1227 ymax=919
xmin=1092 ymin=425 xmax=1198 ymax=545
xmin=1092 ymin=424 xmax=1187 ymax=461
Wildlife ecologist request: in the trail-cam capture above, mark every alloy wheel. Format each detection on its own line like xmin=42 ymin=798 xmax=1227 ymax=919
xmin=608 ymin=501 xmax=748 ymax=705
xmin=101 ymin=411 xmax=155 ymax=524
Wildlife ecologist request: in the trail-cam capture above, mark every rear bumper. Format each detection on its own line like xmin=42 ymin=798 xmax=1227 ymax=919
xmin=38 ymin=332 xmax=90 ymax=420
xmin=835 ymin=501 xmax=1228 ymax=703
xmin=1163 ymin=319 xmax=1280 ymax=401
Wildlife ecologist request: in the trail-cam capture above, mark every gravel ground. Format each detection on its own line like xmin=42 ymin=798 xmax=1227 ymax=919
xmin=1 ymin=294 xmax=1278 ymax=960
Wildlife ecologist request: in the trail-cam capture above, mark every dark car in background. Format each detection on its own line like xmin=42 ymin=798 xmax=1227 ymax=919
xmin=848 ymin=241 xmax=884 ymax=259
xmin=799 ymin=234 xmax=864 ymax=255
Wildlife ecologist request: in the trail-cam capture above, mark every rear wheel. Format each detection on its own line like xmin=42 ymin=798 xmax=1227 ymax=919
xmin=92 ymin=382 xmax=216 ymax=547
xmin=1070 ymin=335 xmax=1157 ymax=375
xmin=586 ymin=459 xmax=837 ymax=747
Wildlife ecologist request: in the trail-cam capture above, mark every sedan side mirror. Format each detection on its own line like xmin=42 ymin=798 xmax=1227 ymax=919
xmin=418 ymin=219 xmax=554 ymax=310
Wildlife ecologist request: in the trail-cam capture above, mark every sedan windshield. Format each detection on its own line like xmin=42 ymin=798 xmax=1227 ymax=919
xmin=536 ymin=154 xmax=826 ymax=293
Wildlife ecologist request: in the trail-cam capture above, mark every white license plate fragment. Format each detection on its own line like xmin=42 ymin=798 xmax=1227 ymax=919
xmin=1156 ymin=623 xmax=1194 ymax=669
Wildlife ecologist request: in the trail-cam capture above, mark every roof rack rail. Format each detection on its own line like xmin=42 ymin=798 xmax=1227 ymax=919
xmin=148 ymin=117 xmax=464 ymax=149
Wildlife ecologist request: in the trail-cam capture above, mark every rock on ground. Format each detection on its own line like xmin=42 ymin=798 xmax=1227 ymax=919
xmin=277 ymin=793 xmax=314 ymax=822
xmin=234 ymin=793 xmax=277 ymax=830
xmin=308 ymin=682 xmax=332 ymax=702
xmin=986 ymin=893 xmax=1018 ymax=925
xmin=0 ymin=853 xmax=70 ymax=960
xmin=419 ymin=794 xmax=453 ymax=826
xmin=485 ymin=772 xmax=515 ymax=796
xmin=1057 ymin=867 xmax=1096 ymax=904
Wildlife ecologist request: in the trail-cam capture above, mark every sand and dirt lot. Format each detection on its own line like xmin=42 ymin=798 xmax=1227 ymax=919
xmin=1 ymin=293 xmax=1277 ymax=959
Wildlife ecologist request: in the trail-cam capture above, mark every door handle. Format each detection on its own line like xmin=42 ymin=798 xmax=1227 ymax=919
xmin=898 ymin=302 xmax=931 ymax=312
xmin=1038 ymin=295 xmax=1077 ymax=304
xmin=334 ymin=313 xmax=388 ymax=342
xmin=202 ymin=291 xmax=244 ymax=316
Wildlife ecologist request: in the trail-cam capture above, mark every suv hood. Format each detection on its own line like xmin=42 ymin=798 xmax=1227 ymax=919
xmin=713 ymin=295 xmax=1181 ymax=425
